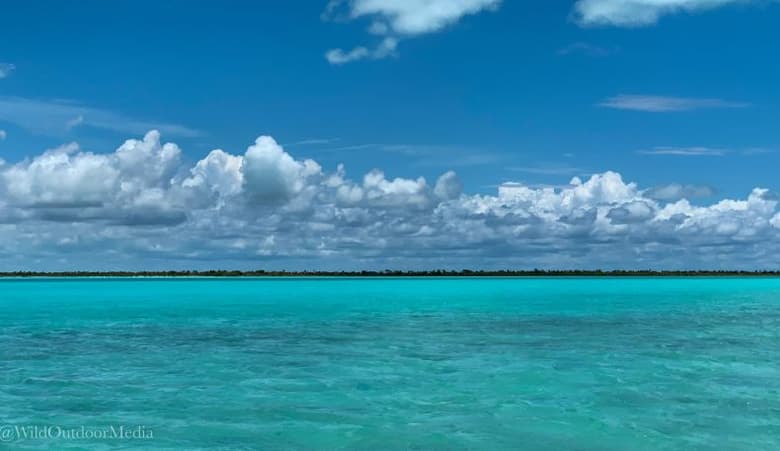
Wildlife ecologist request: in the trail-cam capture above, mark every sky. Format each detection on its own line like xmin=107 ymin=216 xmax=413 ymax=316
xmin=1 ymin=0 xmax=779 ymax=270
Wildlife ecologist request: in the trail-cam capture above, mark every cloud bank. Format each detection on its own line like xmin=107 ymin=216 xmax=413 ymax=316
xmin=1 ymin=131 xmax=779 ymax=270
xmin=324 ymin=0 xmax=501 ymax=64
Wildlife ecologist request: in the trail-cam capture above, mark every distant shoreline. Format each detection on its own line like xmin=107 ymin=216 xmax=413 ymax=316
xmin=2 ymin=270 xmax=780 ymax=278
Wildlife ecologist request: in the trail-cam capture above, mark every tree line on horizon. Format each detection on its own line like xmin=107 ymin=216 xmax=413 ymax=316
xmin=1 ymin=269 xmax=780 ymax=277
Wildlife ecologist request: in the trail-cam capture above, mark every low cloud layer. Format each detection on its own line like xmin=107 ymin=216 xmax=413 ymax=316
xmin=1 ymin=131 xmax=779 ymax=270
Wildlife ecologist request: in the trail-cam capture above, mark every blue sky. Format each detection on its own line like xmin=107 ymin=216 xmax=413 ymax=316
xmin=1 ymin=0 xmax=779 ymax=270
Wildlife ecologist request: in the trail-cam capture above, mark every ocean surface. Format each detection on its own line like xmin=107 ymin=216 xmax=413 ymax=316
xmin=1 ymin=277 xmax=779 ymax=450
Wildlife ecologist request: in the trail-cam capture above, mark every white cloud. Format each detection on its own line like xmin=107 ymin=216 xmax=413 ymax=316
xmin=434 ymin=171 xmax=463 ymax=200
xmin=181 ymin=149 xmax=244 ymax=200
xmin=325 ymin=37 xmax=398 ymax=64
xmin=0 ymin=96 xmax=201 ymax=138
xmin=2 ymin=142 xmax=120 ymax=208
xmin=243 ymin=136 xmax=321 ymax=203
xmin=362 ymin=169 xmax=429 ymax=208
xmin=343 ymin=0 xmax=502 ymax=35
xmin=574 ymin=0 xmax=757 ymax=27
xmin=324 ymin=0 xmax=500 ymax=64
xmin=2 ymin=132 xmax=780 ymax=270
xmin=0 ymin=63 xmax=14 ymax=79
xmin=325 ymin=46 xmax=371 ymax=65
xmin=600 ymin=94 xmax=749 ymax=112
xmin=0 ymin=131 xmax=187 ymax=225
xmin=0 ymin=130 xmax=6 ymax=140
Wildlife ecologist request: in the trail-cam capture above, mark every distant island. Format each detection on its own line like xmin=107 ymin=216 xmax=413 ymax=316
xmin=1 ymin=270 xmax=780 ymax=277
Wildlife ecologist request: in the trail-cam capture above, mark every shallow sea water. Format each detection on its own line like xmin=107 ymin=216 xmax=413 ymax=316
xmin=1 ymin=277 xmax=779 ymax=450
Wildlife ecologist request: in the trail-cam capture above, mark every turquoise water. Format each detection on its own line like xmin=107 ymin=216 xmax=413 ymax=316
xmin=1 ymin=278 xmax=779 ymax=450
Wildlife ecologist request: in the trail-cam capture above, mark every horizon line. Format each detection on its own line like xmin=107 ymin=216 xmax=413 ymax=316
xmin=3 ymin=269 xmax=780 ymax=278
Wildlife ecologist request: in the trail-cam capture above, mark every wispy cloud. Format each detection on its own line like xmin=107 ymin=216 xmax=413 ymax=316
xmin=382 ymin=143 xmax=503 ymax=167
xmin=557 ymin=42 xmax=615 ymax=57
xmin=638 ymin=146 xmax=727 ymax=156
xmin=600 ymin=94 xmax=749 ymax=112
xmin=324 ymin=0 xmax=501 ymax=64
xmin=645 ymin=183 xmax=716 ymax=201
xmin=316 ymin=143 xmax=380 ymax=153
xmin=0 ymin=129 xmax=6 ymax=140
xmin=285 ymin=138 xmax=341 ymax=147
xmin=742 ymin=147 xmax=776 ymax=155
xmin=0 ymin=63 xmax=15 ymax=79
xmin=639 ymin=146 xmax=776 ymax=156
xmin=325 ymin=47 xmax=370 ymax=65
xmin=325 ymin=37 xmax=398 ymax=64
xmin=508 ymin=165 xmax=586 ymax=176
xmin=573 ymin=0 xmax=766 ymax=27
xmin=66 ymin=114 xmax=85 ymax=131
xmin=0 ymin=96 xmax=201 ymax=138
xmin=315 ymin=142 xmax=501 ymax=167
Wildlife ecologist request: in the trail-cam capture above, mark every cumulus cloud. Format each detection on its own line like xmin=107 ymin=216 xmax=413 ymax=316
xmin=362 ymin=169 xmax=429 ymax=208
xmin=574 ymin=0 xmax=760 ymax=27
xmin=600 ymin=95 xmax=749 ymax=112
xmin=324 ymin=0 xmax=500 ymax=64
xmin=181 ymin=149 xmax=244 ymax=200
xmin=1 ymin=132 xmax=780 ymax=270
xmin=243 ymin=136 xmax=321 ymax=202
xmin=434 ymin=171 xmax=463 ymax=200
xmin=0 ymin=131 xmax=186 ymax=225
